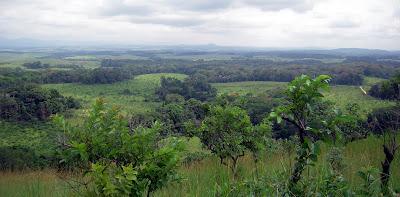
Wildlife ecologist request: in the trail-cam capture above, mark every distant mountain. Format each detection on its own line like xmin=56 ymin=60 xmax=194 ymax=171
xmin=0 ymin=38 xmax=399 ymax=57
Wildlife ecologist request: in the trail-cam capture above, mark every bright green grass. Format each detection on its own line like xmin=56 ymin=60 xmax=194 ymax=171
xmin=324 ymin=85 xmax=394 ymax=116
xmin=363 ymin=76 xmax=387 ymax=86
xmin=42 ymin=73 xmax=187 ymax=115
xmin=213 ymin=81 xmax=286 ymax=95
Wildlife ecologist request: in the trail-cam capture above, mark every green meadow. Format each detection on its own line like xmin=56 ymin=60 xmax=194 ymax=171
xmin=42 ymin=73 xmax=187 ymax=115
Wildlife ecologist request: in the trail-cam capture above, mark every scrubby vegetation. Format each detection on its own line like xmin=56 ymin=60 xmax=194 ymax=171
xmin=156 ymin=74 xmax=217 ymax=102
xmin=369 ymin=73 xmax=400 ymax=100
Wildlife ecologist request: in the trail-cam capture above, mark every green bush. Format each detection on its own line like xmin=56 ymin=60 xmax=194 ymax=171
xmin=55 ymin=99 xmax=185 ymax=196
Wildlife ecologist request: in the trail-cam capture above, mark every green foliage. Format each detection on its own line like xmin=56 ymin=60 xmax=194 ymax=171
xmin=357 ymin=167 xmax=380 ymax=196
xmin=0 ymin=83 xmax=79 ymax=121
xmin=367 ymin=105 xmax=400 ymax=135
xmin=199 ymin=105 xmax=252 ymax=161
xmin=0 ymin=121 xmax=60 ymax=170
xmin=198 ymin=105 xmax=270 ymax=177
xmin=269 ymin=74 xmax=342 ymax=191
xmin=215 ymin=93 xmax=279 ymax=125
xmin=156 ymin=74 xmax=217 ymax=102
xmin=157 ymin=98 xmax=208 ymax=135
xmin=55 ymin=99 xmax=184 ymax=196
xmin=369 ymin=73 xmax=400 ymax=100
xmin=22 ymin=61 xmax=49 ymax=69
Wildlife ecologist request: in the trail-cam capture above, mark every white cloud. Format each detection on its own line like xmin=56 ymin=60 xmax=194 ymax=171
xmin=0 ymin=0 xmax=399 ymax=49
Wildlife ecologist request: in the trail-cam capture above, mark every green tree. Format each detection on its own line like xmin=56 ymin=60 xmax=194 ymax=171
xmin=269 ymin=75 xmax=338 ymax=192
xmin=198 ymin=105 xmax=265 ymax=178
xmin=55 ymin=99 xmax=184 ymax=196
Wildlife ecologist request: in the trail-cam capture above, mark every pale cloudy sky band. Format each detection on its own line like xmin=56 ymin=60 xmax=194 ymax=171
xmin=0 ymin=0 xmax=399 ymax=49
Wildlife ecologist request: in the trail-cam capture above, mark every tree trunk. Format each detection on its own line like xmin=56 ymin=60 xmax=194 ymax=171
xmin=380 ymin=144 xmax=395 ymax=195
xmin=289 ymin=129 xmax=309 ymax=190
xmin=231 ymin=156 xmax=239 ymax=180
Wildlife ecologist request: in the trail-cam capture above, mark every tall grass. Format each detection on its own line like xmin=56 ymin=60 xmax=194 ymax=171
xmin=0 ymin=131 xmax=398 ymax=196
xmin=0 ymin=170 xmax=76 ymax=197
xmin=155 ymin=135 xmax=400 ymax=196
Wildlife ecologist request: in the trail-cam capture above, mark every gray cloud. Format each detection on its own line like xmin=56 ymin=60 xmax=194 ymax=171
xmin=239 ymin=0 xmax=313 ymax=12
xmin=100 ymin=5 xmax=153 ymax=16
xmin=128 ymin=15 xmax=207 ymax=27
xmin=164 ymin=0 xmax=232 ymax=11
xmin=330 ymin=20 xmax=359 ymax=28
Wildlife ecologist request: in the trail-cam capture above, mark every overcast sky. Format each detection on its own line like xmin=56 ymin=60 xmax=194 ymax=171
xmin=0 ymin=0 xmax=399 ymax=49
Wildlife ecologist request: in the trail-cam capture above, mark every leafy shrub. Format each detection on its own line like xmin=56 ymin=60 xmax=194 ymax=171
xmin=55 ymin=99 xmax=184 ymax=196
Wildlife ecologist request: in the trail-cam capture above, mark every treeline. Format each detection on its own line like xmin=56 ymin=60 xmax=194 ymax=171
xmin=41 ymin=68 xmax=132 ymax=84
xmin=369 ymin=73 xmax=400 ymax=100
xmin=100 ymin=58 xmax=400 ymax=85
xmin=22 ymin=61 xmax=50 ymax=69
xmin=0 ymin=67 xmax=132 ymax=85
xmin=22 ymin=61 xmax=83 ymax=69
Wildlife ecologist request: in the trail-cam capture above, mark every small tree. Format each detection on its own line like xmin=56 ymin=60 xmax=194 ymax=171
xmin=54 ymin=99 xmax=184 ymax=196
xmin=198 ymin=105 xmax=253 ymax=177
xmin=269 ymin=75 xmax=336 ymax=192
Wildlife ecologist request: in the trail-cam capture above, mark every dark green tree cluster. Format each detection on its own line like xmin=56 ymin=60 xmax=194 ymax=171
xmin=0 ymin=84 xmax=79 ymax=121
xmin=156 ymin=75 xmax=217 ymax=102
xmin=157 ymin=98 xmax=208 ymax=135
xmin=22 ymin=61 xmax=50 ymax=69
xmin=369 ymin=73 xmax=400 ymax=100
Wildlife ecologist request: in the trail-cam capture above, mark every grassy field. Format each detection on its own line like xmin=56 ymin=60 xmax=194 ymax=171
xmin=43 ymin=73 xmax=187 ymax=116
xmin=213 ymin=81 xmax=286 ymax=95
